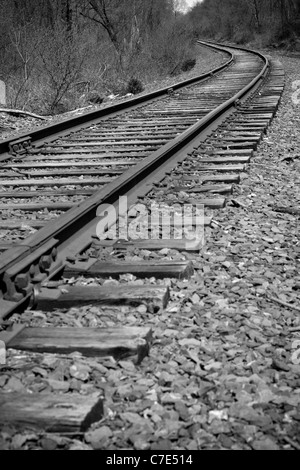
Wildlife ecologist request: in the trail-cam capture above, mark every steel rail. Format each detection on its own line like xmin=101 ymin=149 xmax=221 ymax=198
xmin=0 ymin=47 xmax=233 ymax=161
xmin=0 ymin=42 xmax=269 ymax=319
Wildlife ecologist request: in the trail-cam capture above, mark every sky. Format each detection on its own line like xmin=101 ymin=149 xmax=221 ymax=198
xmin=182 ymin=0 xmax=203 ymax=12
xmin=186 ymin=0 xmax=202 ymax=7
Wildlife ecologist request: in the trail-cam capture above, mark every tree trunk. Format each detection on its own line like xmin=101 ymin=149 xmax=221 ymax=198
xmin=252 ymin=0 xmax=261 ymax=31
xmin=62 ymin=0 xmax=73 ymax=32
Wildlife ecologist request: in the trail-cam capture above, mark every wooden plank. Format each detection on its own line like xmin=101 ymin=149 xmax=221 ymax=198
xmin=172 ymin=174 xmax=240 ymax=184
xmin=239 ymin=112 xmax=273 ymax=118
xmin=225 ymin=126 xmax=264 ymax=130
xmin=189 ymin=156 xmax=250 ymax=164
xmin=0 ymin=220 xmax=46 ymax=229
xmin=211 ymin=142 xmax=256 ymax=150
xmin=0 ymin=202 xmax=73 ymax=211
xmin=0 ymin=393 xmax=104 ymax=433
xmin=154 ymin=188 xmax=226 ymax=208
xmin=64 ymin=260 xmax=194 ymax=280
xmin=107 ymin=118 xmax=195 ymax=125
xmin=66 ymin=137 xmax=169 ymax=144
xmin=225 ymin=127 xmax=264 ymax=132
xmin=78 ymin=131 xmax=178 ymax=137
xmin=221 ymin=132 xmax=262 ymax=138
xmin=17 ymin=168 xmax=124 ymax=177
xmin=0 ymin=171 xmax=22 ymax=178
xmin=134 ymin=110 xmax=207 ymax=116
xmin=200 ymin=175 xmax=240 ymax=184
xmin=7 ymin=327 xmax=152 ymax=363
xmin=49 ymin=140 xmax=164 ymax=147
xmin=185 ymin=198 xmax=226 ymax=209
xmin=221 ymin=136 xmax=260 ymax=142
xmin=209 ymin=149 xmax=253 ymax=157
xmin=5 ymin=160 xmax=137 ymax=169
xmin=25 ymin=152 xmax=148 ymax=160
xmin=33 ymin=285 xmax=170 ymax=310
xmin=182 ymin=164 xmax=245 ymax=172
xmin=171 ymin=184 xmax=233 ymax=194
xmin=0 ymin=189 xmax=95 ymax=198
xmin=94 ymin=237 xmax=205 ymax=252
xmin=0 ymin=177 xmax=112 ymax=187
xmin=231 ymin=120 xmax=268 ymax=125
xmin=35 ymin=147 xmax=156 ymax=154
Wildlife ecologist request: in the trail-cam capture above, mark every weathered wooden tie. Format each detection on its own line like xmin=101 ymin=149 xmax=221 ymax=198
xmin=5 ymin=327 xmax=152 ymax=362
xmin=0 ymin=393 xmax=104 ymax=433
xmin=172 ymin=174 xmax=241 ymax=184
xmin=171 ymin=184 xmax=233 ymax=194
xmin=94 ymin=237 xmax=205 ymax=252
xmin=189 ymin=156 xmax=250 ymax=164
xmin=64 ymin=259 xmax=194 ymax=279
xmin=32 ymin=285 xmax=169 ymax=310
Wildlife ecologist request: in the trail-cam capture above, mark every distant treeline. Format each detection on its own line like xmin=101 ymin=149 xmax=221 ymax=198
xmin=0 ymin=0 xmax=195 ymax=113
xmin=187 ymin=0 xmax=300 ymax=47
xmin=1 ymin=0 xmax=297 ymax=115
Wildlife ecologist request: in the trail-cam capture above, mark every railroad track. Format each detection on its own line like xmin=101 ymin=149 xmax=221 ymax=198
xmin=0 ymin=41 xmax=284 ymax=435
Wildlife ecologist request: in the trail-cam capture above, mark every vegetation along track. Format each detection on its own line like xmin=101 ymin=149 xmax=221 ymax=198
xmin=0 ymin=41 xmax=284 ymax=433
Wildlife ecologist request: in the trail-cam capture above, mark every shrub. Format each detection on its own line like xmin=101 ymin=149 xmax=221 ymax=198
xmin=38 ymin=24 xmax=85 ymax=114
xmin=181 ymin=58 xmax=196 ymax=72
xmin=126 ymin=77 xmax=144 ymax=95
xmin=87 ymin=91 xmax=104 ymax=104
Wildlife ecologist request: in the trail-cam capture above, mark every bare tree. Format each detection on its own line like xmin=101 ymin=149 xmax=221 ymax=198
xmin=187 ymin=0 xmax=300 ymax=42
xmin=246 ymin=0 xmax=261 ymax=30
xmin=9 ymin=18 xmax=41 ymax=108
xmin=172 ymin=0 xmax=189 ymax=15
xmin=39 ymin=23 xmax=84 ymax=112
xmin=80 ymin=0 xmax=122 ymax=54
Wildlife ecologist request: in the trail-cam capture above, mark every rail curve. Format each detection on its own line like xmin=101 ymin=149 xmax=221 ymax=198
xmin=0 ymin=41 xmax=283 ymax=320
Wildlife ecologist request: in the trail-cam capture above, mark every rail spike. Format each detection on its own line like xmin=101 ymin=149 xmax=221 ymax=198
xmin=8 ymin=136 xmax=32 ymax=156
xmin=0 ymin=239 xmax=62 ymax=318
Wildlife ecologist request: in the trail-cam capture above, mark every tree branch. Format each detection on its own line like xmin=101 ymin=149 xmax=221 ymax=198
xmin=0 ymin=108 xmax=47 ymax=120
